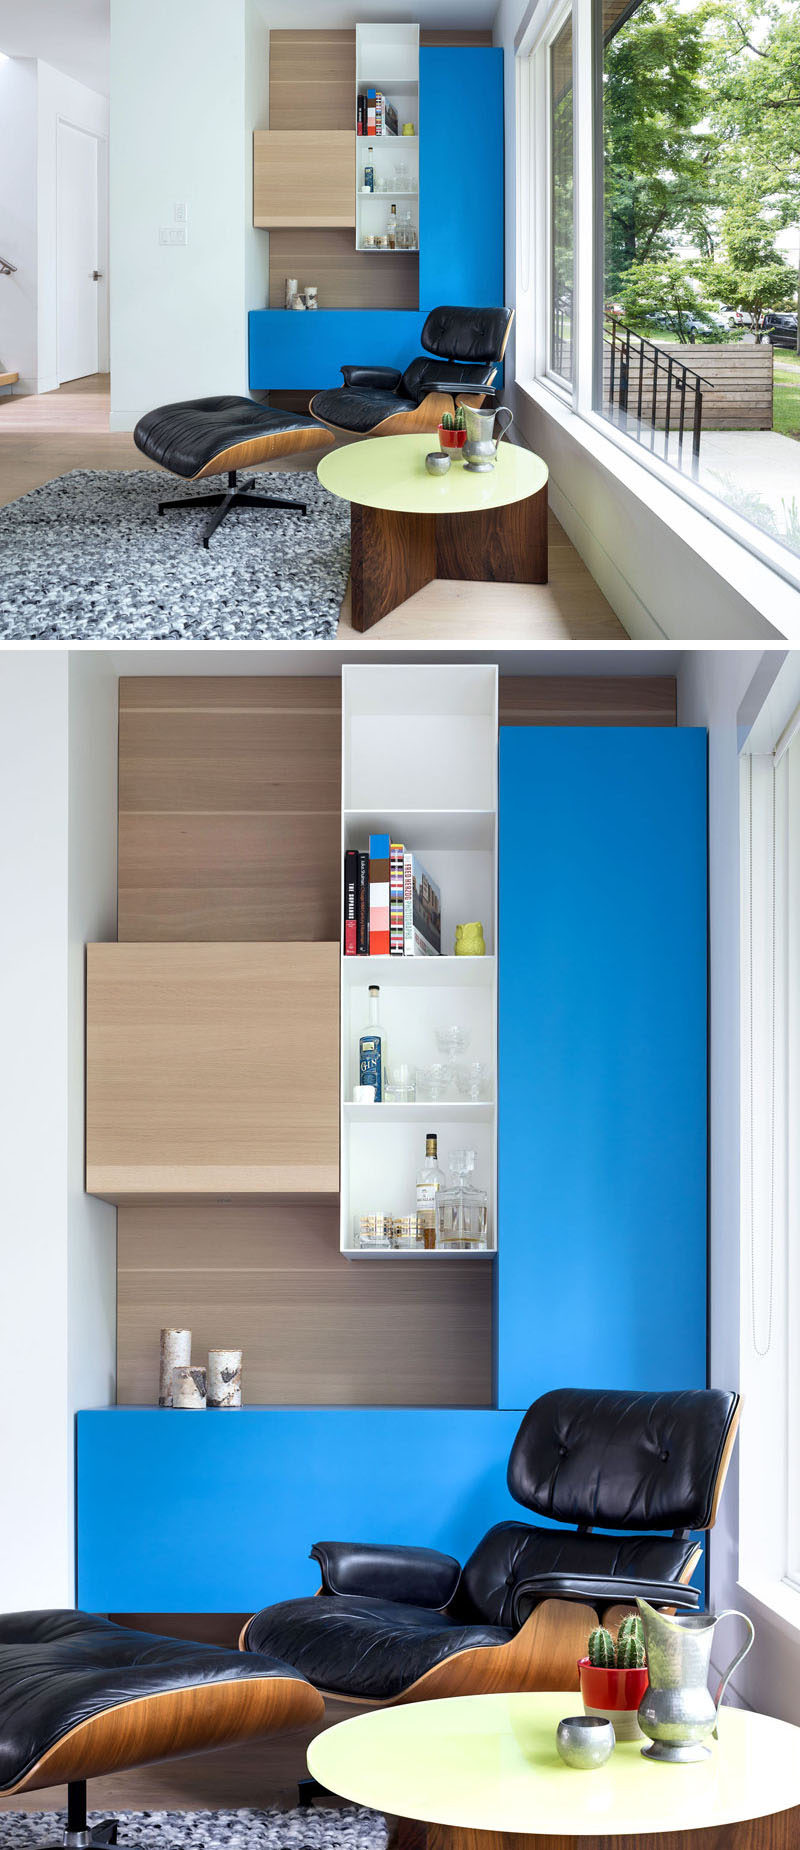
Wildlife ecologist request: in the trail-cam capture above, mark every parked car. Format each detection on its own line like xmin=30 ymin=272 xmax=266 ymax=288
xmin=686 ymin=309 xmax=730 ymax=343
xmin=761 ymin=311 xmax=798 ymax=350
xmin=727 ymin=308 xmax=756 ymax=329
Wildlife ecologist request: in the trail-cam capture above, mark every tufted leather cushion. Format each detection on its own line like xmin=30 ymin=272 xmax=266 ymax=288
xmin=133 ymin=396 xmax=322 ymax=479
xmin=455 ymin=1521 xmax=697 ymax=1628
xmin=310 ymin=387 xmax=410 ymax=433
xmin=0 ymin=1610 xmax=307 ymax=1792
xmin=245 ymin=1595 xmax=510 ymax=1702
xmin=311 ymin=1541 xmax=461 ymax=1608
xmin=421 ymin=306 xmax=513 ymax=364
xmin=508 ymin=1389 xmax=739 ymax=1531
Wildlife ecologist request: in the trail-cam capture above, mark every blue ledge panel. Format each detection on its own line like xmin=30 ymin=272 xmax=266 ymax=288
xmin=77 ymin=1407 xmax=522 ymax=1611
xmin=497 ymin=727 xmax=708 ymax=1413
xmin=248 ymin=309 xmax=428 ymax=392
xmin=419 ymin=48 xmax=505 ymax=310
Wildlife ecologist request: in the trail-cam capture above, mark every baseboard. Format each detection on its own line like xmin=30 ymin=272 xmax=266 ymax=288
xmin=545 ymin=477 xmax=665 ymax=642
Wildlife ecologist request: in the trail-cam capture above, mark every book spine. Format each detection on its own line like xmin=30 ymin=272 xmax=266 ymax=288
xmin=344 ymin=848 xmax=358 ymax=956
xmin=403 ymin=850 xmax=414 ymax=956
xmin=390 ymin=842 xmax=405 ymax=955
xmin=357 ymin=851 xmax=369 ymax=955
xmin=368 ymin=833 xmax=391 ymax=957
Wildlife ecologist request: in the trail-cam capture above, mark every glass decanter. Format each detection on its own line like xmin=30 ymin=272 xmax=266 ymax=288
xmin=435 ymin=1149 xmax=488 ymax=1251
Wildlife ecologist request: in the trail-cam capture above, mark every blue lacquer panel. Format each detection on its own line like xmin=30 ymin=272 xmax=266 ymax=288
xmin=248 ymin=309 xmax=428 ymax=392
xmin=77 ymin=1408 xmax=522 ymax=1611
xmin=497 ymin=728 xmax=707 ymax=1413
xmin=419 ymin=48 xmax=504 ymax=308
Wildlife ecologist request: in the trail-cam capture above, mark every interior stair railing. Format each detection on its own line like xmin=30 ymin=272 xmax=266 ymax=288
xmin=605 ymin=315 xmax=714 ymax=466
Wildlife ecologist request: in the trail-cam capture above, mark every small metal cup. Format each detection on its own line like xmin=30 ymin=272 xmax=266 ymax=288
xmin=556 ymin=1715 xmax=615 ymax=1770
xmin=425 ymin=450 xmax=450 ymax=475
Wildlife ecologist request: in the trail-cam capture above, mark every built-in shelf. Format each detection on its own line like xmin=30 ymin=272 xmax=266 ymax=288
xmin=355 ymin=22 xmax=419 ymax=259
xmin=344 ymin=1247 xmax=495 ymax=1260
xmin=344 ymin=1101 xmax=493 ymax=1124
xmin=340 ymin=664 xmax=498 ymax=1259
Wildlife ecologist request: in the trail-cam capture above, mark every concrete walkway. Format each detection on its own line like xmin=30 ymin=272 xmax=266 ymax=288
xmin=658 ymin=427 xmax=800 ymax=556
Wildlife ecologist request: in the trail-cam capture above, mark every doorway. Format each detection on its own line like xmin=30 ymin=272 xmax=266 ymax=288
xmin=57 ymin=120 xmax=102 ymax=384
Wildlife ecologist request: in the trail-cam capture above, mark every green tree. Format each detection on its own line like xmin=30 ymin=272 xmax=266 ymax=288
xmin=603 ymin=0 xmax=721 ymax=298
xmin=704 ymin=201 xmax=796 ymax=336
xmin=710 ymin=0 xmax=800 ymax=347
xmin=618 ymin=256 xmax=706 ymax=342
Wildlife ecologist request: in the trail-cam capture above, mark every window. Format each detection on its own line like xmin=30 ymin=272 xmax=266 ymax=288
xmin=549 ymin=13 xmax=574 ymax=385
xmin=740 ymin=686 xmax=800 ymax=1600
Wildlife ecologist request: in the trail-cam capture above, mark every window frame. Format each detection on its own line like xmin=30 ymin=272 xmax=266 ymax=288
xmin=514 ymin=0 xmax=800 ymax=602
xmin=545 ymin=5 xmax=577 ymax=391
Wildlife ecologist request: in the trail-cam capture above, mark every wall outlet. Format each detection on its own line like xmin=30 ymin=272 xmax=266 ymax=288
xmin=174 ymin=202 xmax=188 ymax=224
xmin=158 ymin=225 xmax=188 ymax=247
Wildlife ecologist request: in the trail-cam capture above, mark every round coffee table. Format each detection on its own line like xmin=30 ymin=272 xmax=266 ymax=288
xmin=307 ymin=1691 xmax=800 ymax=1850
xmin=317 ymin=433 xmax=549 ymax=632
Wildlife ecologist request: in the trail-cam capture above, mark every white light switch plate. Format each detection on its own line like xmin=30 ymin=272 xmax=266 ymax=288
xmin=159 ymin=225 xmax=187 ymax=246
xmin=174 ymin=202 xmax=188 ymax=223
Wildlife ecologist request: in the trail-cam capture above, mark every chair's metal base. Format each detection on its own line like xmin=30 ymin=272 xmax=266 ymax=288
xmin=158 ymin=469 xmax=307 ymax=548
xmin=298 ymin=1776 xmax=334 ymax=1808
xmin=38 ymin=1783 xmax=122 ymax=1850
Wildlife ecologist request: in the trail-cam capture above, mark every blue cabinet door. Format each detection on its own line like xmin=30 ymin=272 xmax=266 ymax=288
xmin=419 ymin=48 xmax=504 ymax=310
xmin=497 ymin=728 xmax=707 ymax=1412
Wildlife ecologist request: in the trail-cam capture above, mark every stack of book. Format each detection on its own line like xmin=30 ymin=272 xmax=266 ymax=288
xmin=344 ymin=836 xmax=441 ymax=956
xmin=357 ymin=90 xmax=399 ymax=136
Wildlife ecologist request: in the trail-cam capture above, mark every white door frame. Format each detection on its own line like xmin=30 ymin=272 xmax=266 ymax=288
xmin=56 ymin=115 xmax=110 ymax=383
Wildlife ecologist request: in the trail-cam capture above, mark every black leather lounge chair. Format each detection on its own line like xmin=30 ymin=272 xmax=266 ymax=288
xmin=309 ymin=305 xmax=515 ymax=437
xmin=133 ymin=396 xmax=333 ymax=547
xmin=241 ymin=1387 xmax=741 ymax=1706
xmin=0 ymin=1610 xmax=322 ymax=1845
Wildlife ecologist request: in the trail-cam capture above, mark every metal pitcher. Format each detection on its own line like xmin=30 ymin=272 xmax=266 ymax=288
xmin=636 ymin=1597 xmax=754 ymax=1763
xmin=462 ymin=403 xmax=514 ymax=472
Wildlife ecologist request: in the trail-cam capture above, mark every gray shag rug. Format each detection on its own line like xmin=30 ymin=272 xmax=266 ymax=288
xmin=0 ymin=1809 xmax=386 ymax=1849
xmin=0 ymin=470 xmax=350 ymax=641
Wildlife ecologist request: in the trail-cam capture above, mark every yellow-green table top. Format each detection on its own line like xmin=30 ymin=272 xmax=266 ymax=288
xmin=307 ymin=1692 xmax=800 ymax=1837
xmin=317 ymin=433 xmax=548 ymax=516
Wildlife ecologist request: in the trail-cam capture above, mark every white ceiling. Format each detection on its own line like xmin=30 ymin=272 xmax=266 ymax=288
xmin=255 ymin=0 xmax=497 ymax=27
xmin=84 ymin=646 xmax=685 ymax=677
xmin=0 ymin=0 xmax=109 ymax=94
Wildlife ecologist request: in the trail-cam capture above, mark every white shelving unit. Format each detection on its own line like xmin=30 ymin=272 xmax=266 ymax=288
xmin=341 ymin=664 xmax=498 ymax=1259
xmin=355 ymin=23 xmax=420 ymax=254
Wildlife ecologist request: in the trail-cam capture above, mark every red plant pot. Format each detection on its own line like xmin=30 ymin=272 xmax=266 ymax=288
xmin=438 ymin=424 xmax=467 ymax=451
xmin=578 ymin=1659 xmax=650 ymax=1743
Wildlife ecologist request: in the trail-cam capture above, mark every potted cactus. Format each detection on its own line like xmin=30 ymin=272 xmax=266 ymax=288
xmin=578 ymin=1615 xmax=649 ymax=1742
xmin=439 ymin=404 xmax=467 ymax=451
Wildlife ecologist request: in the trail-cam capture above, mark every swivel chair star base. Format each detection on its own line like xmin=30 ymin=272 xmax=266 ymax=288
xmin=133 ymin=395 xmax=332 ymax=547
xmin=158 ymin=468 xmax=307 ymax=550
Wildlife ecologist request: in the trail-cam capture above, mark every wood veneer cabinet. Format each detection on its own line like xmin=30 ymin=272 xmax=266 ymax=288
xmin=86 ymin=942 xmax=339 ymax=1201
xmin=253 ymin=130 xmax=356 ymax=229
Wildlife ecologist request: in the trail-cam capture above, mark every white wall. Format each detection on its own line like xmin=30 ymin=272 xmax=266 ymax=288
xmin=491 ymin=0 xmax=797 ymax=642
xmin=0 ymin=654 xmax=117 ymax=1607
xmin=37 ymin=60 xmax=110 ymax=391
xmin=110 ymin=0 xmax=255 ymax=429
xmin=677 ymin=648 xmax=800 ymax=1719
xmin=245 ymin=0 xmax=270 ymax=317
xmin=0 ymin=58 xmax=38 ymax=392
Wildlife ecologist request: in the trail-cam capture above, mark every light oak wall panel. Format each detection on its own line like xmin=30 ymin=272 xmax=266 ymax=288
xmin=118 ymin=678 xmax=340 ymax=942
xmin=268 ymin=230 xmax=419 ymax=311
xmin=499 ymin=676 xmax=676 ymax=726
xmin=117 ymin=1202 xmax=493 ymax=1407
xmin=268 ymin=30 xmax=355 ymax=131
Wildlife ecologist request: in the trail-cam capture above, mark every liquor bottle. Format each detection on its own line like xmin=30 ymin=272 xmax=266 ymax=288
xmin=364 ymin=160 xmax=374 ymax=193
xmin=416 ymin=1132 xmax=445 ymax=1250
xmin=358 ymin=984 xmax=386 ymax=1102
xmin=387 ymin=203 xmax=397 ymax=250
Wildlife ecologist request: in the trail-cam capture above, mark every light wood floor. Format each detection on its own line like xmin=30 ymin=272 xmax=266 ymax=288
xmin=0 ymin=376 xmax=626 ymax=641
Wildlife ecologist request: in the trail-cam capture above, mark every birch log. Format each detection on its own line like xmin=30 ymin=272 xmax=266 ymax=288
xmin=208 ymin=1348 xmax=243 ymax=1408
xmin=159 ymin=1328 xmax=191 ymax=1407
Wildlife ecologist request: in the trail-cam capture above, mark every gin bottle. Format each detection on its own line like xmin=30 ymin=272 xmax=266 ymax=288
xmin=358 ymin=984 xmax=386 ymax=1102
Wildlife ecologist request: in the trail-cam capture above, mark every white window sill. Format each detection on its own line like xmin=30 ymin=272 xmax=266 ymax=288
xmin=517 ymin=375 xmax=800 ymax=643
xmin=737 ymin=1573 xmax=800 ymax=1643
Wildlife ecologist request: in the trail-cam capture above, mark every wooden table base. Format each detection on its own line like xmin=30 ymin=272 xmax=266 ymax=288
xmin=350 ymin=487 xmax=548 ymax=632
xmin=418 ymin=1815 xmax=800 ymax=1850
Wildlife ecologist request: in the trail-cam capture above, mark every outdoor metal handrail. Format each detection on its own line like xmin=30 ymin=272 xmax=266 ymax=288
xmin=0 ymin=255 xmax=18 ymax=277
xmin=604 ymin=315 xmax=715 ymax=461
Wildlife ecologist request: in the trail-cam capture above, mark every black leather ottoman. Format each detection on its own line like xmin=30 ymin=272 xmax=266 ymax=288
xmin=0 ymin=1610 xmax=323 ymax=1844
xmin=133 ymin=395 xmax=333 ymax=547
